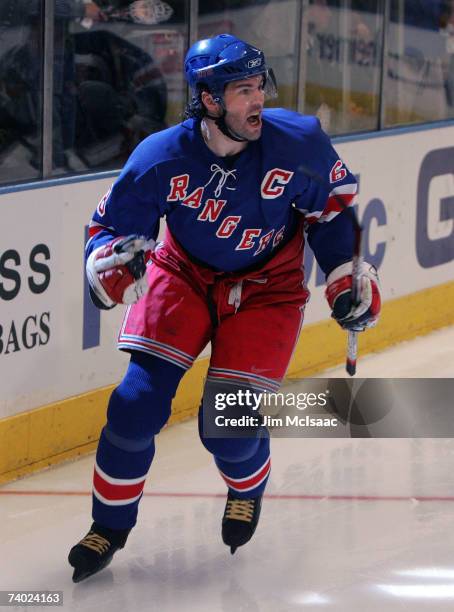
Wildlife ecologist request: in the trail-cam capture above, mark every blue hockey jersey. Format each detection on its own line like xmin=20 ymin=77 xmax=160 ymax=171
xmin=86 ymin=108 xmax=357 ymax=274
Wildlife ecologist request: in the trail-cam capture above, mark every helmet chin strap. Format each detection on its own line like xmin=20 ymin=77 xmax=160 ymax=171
xmin=205 ymin=105 xmax=249 ymax=143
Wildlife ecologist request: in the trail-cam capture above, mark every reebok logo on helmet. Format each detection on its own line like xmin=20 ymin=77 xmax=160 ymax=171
xmin=247 ymin=58 xmax=262 ymax=68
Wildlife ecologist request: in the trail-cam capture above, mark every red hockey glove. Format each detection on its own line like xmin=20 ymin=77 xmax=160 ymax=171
xmin=325 ymin=261 xmax=381 ymax=331
xmin=86 ymin=235 xmax=155 ymax=308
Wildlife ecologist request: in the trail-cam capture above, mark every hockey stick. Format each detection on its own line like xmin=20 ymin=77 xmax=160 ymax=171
xmin=297 ymin=162 xmax=363 ymax=376
xmin=346 ymin=211 xmax=362 ymax=376
xmin=81 ymin=0 xmax=174 ymax=28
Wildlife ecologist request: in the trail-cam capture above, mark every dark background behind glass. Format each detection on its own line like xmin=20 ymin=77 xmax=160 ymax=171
xmin=0 ymin=0 xmax=453 ymax=186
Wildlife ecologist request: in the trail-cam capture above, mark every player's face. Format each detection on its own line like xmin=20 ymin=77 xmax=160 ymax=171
xmin=223 ymin=75 xmax=265 ymax=141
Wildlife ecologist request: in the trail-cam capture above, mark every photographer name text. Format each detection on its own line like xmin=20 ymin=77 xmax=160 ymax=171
xmin=215 ymin=415 xmax=338 ymax=428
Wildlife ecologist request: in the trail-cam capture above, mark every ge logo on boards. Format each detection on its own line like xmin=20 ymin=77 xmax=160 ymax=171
xmin=416 ymin=147 xmax=454 ymax=268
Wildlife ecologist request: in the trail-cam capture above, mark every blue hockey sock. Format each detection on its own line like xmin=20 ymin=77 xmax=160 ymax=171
xmin=92 ymin=352 xmax=185 ymax=529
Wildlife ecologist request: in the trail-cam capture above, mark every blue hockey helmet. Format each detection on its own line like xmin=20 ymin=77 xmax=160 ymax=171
xmin=184 ymin=33 xmax=277 ymax=102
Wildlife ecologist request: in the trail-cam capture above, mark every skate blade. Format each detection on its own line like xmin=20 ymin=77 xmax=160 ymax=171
xmin=71 ymin=557 xmax=113 ymax=583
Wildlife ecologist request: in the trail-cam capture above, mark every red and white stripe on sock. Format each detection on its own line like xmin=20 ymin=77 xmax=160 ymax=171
xmin=218 ymin=456 xmax=271 ymax=495
xmin=93 ymin=461 xmax=147 ymax=506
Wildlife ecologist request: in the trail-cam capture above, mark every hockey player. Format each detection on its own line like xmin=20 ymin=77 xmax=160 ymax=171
xmin=68 ymin=33 xmax=381 ymax=582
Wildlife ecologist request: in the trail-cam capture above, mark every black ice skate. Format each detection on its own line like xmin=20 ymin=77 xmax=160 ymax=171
xmin=68 ymin=522 xmax=130 ymax=583
xmin=222 ymin=492 xmax=263 ymax=555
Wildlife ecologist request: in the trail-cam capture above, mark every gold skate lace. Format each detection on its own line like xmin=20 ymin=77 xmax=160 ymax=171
xmin=225 ymin=499 xmax=254 ymax=522
xmin=79 ymin=532 xmax=111 ymax=555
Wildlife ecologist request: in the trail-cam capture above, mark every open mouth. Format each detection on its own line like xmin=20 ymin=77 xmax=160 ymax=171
xmin=247 ymin=113 xmax=261 ymax=127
